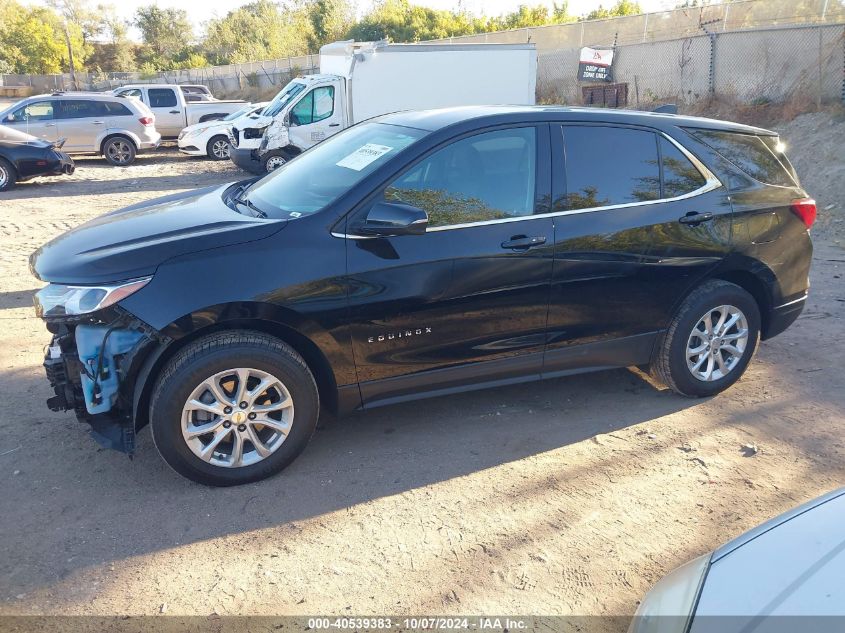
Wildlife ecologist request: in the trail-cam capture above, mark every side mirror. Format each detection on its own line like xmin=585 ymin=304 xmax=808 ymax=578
xmin=355 ymin=201 xmax=428 ymax=237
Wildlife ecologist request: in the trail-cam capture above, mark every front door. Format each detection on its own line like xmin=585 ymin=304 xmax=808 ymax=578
xmin=4 ymin=100 xmax=60 ymax=144
xmin=287 ymin=82 xmax=344 ymax=150
xmin=344 ymin=125 xmax=554 ymax=406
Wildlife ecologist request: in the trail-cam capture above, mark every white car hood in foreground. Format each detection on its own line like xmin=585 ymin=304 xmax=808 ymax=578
xmin=691 ymin=488 xmax=845 ymax=625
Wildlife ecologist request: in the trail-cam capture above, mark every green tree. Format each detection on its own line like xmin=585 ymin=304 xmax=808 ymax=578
xmin=308 ymin=0 xmax=356 ymax=50
xmin=85 ymin=4 xmax=137 ymax=71
xmin=203 ymin=0 xmax=312 ymax=65
xmin=584 ymin=0 xmax=642 ymax=20
xmin=347 ymin=0 xmax=491 ymax=42
xmin=0 ymin=0 xmax=83 ymax=73
xmin=134 ymin=5 xmax=193 ymax=69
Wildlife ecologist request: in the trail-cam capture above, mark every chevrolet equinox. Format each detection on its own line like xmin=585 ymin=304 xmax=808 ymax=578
xmin=30 ymin=106 xmax=814 ymax=486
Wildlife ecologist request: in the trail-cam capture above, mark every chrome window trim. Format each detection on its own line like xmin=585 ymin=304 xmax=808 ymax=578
xmin=333 ymin=130 xmax=722 ymax=239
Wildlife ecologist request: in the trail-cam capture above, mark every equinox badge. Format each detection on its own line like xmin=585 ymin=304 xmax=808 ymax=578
xmin=368 ymin=327 xmax=432 ymax=343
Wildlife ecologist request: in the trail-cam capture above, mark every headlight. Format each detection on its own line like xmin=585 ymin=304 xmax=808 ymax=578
xmin=185 ymin=127 xmax=210 ymax=138
xmin=34 ymin=277 xmax=151 ymax=318
xmin=628 ymin=554 xmax=710 ymax=633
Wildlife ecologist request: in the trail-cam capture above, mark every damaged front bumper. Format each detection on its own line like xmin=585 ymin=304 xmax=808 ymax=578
xmin=42 ymin=308 xmax=164 ymax=454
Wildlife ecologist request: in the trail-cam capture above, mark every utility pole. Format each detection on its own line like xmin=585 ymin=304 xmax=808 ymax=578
xmin=63 ymin=21 xmax=77 ymax=90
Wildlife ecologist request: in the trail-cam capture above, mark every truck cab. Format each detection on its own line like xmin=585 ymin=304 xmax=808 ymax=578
xmin=230 ymin=74 xmax=346 ymax=173
xmin=113 ymin=84 xmax=246 ymax=139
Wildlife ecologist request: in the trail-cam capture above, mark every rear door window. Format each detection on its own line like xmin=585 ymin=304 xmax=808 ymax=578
xmin=149 ymin=88 xmax=177 ymax=108
xmin=688 ymin=129 xmax=795 ymax=187
xmin=562 ymin=126 xmax=660 ymax=209
xmin=58 ymin=100 xmax=108 ymax=119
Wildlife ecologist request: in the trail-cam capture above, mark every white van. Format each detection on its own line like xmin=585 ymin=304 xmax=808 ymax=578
xmin=230 ymin=40 xmax=537 ymax=173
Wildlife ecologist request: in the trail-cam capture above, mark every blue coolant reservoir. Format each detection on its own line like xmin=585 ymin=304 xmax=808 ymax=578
xmin=75 ymin=324 xmax=144 ymax=415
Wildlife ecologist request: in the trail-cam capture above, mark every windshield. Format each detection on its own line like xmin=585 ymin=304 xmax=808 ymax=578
xmin=263 ymin=81 xmax=307 ymax=117
xmin=246 ymin=122 xmax=427 ymax=219
xmin=223 ymin=105 xmax=255 ymax=122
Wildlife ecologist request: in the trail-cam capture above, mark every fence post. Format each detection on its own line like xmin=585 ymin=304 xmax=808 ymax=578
xmin=817 ymin=26 xmax=823 ymax=109
xmin=708 ymin=32 xmax=716 ymax=97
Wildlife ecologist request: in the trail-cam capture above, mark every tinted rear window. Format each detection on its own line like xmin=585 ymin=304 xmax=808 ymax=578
xmin=563 ymin=126 xmax=660 ymax=209
xmin=689 ymin=129 xmax=796 ymax=187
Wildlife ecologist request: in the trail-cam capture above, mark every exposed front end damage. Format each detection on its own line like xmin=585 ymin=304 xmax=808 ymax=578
xmin=42 ymin=308 xmax=165 ymax=454
xmin=257 ymin=121 xmax=290 ymax=158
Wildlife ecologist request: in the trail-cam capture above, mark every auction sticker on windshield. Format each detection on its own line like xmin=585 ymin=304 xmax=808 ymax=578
xmin=336 ymin=144 xmax=393 ymax=171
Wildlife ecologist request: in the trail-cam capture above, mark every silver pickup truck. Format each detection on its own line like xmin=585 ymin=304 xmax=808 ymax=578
xmin=112 ymin=84 xmax=246 ymax=139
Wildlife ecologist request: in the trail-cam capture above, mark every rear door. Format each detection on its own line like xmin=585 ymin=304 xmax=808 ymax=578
xmin=287 ymin=81 xmax=344 ymax=149
xmin=146 ymin=87 xmax=183 ymax=137
xmin=544 ymin=124 xmax=729 ymax=373
xmin=344 ymin=124 xmax=554 ymax=405
xmin=57 ymin=99 xmax=106 ymax=151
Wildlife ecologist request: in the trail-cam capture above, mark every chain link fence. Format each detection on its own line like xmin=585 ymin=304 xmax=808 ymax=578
xmin=537 ymin=23 xmax=845 ymax=109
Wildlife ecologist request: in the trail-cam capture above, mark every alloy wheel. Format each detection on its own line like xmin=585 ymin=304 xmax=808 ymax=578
xmin=686 ymin=304 xmax=749 ymax=382
xmin=107 ymin=140 xmax=132 ymax=164
xmin=211 ymin=139 xmax=230 ymax=159
xmin=0 ymin=164 xmax=7 ymax=189
xmin=181 ymin=367 xmax=294 ymax=468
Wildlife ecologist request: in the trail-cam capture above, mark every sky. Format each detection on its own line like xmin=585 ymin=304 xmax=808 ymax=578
xmin=31 ymin=0 xmax=684 ymax=37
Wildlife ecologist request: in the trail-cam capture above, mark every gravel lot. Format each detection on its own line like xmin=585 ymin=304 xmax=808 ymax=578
xmin=0 ymin=116 xmax=843 ymax=624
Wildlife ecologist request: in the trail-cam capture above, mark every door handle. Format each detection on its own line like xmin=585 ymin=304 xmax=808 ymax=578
xmin=678 ymin=212 xmax=714 ymax=225
xmin=45 ymin=123 xmax=56 ymax=127
xmin=328 ymin=123 xmax=340 ymax=127
xmin=92 ymin=120 xmax=104 ymax=125
xmin=169 ymin=110 xmax=180 ymax=114
xmin=501 ymin=235 xmax=546 ymax=250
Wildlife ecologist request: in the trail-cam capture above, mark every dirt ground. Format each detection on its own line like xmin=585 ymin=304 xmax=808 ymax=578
xmin=0 ymin=113 xmax=843 ymax=625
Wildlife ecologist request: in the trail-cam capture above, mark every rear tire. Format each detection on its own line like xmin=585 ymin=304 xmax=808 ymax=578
xmin=206 ymin=135 xmax=231 ymax=160
xmin=149 ymin=331 xmax=319 ymax=486
xmin=0 ymin=157 xmax=16 ymax=191
xmin=651 ymin=280 xmax=760 ymax=397
xmin=102 ymin=136 xmax=137 ymax=166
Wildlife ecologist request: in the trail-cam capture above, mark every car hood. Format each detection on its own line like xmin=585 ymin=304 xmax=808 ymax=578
xmin=691 ymin=488 xmax=845 ymax=621
xmin=30 ymin=183 xmax=287 ymax=284
xmin=182 ymin=119 xmax=229 ymax=134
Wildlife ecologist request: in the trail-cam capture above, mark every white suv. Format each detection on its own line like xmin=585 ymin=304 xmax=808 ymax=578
xmin=0 ymin=93 xmax=161 ymax=166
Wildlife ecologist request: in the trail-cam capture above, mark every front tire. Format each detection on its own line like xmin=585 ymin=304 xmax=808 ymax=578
xmin=651 ymin=280 xmax=760 ymax=397
xmin=0 ymin=157 xmax=16 ymax=191
xmin=149 ymin=331 xmax=319 ymax=486
xmin=206 ymin=135 xmax=231 ymax=160
xmin=261 ymin=150 xmax=289 ymax=173
xmin=103 ymin=136 xmax=137 ymax=166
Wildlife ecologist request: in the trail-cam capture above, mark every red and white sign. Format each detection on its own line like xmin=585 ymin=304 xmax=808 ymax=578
xmin=578 ymin=47 xmax=614 ymax=82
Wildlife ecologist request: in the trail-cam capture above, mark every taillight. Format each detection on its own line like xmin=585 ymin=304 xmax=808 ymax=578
xmin=790 ymin=198 xmax=816 ymax=229
xmin=139 ymin=116 xmax=154 ymax=126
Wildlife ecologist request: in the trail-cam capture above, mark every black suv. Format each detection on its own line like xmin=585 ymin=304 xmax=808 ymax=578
xmin=30 ymin=106 xmax=814 ymax=486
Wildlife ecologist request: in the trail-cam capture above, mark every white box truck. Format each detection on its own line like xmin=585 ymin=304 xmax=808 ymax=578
xmin=229 ymin=40 xmax=537 ymax=173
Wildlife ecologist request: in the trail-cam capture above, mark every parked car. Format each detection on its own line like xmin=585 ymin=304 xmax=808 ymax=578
xmin=0 ymin=92 xmax=160 ymax=166
xmin=113 ymin=84 xmax=246 ymax=138
xmin=179 ymin=84 xmax=215 ymax=102
xmin=178 ymin=103 xmax=267 ymax=160
xmin=0 ymin=124 xmax=74 ymax=191
xmin=30 ymin=106 xmax=813 ymax=486
xmin=631 ymin=488 xmax=845 ymax=633
xmin=230 ymin=40 xmax=537 ymax=173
